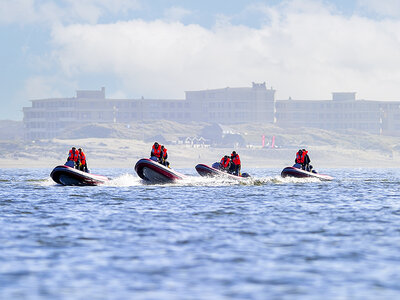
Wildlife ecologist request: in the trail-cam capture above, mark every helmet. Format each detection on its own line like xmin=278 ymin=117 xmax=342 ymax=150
xmin=232 ymin=151 xmax=236 ymax=155
xmin=154 ymin=142 xmax=159 ymax=147
xmin=72 ymin=147 xmax=76 ymax=150
xmin=161 ymin=145 xmax=164 ymax=149
xmin=78 ymin=148 xmax=82 ymax=151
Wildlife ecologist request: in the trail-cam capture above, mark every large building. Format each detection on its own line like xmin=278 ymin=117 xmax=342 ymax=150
xmin=23 ymin=83 xmax=276 ymax=140
xmin=275 ymin=92 xmax=400 ymax=136
xmin=22 ymin=83 xmax=400 ymax=140
xmin=185 ymin=82 xmax=276 ymax=123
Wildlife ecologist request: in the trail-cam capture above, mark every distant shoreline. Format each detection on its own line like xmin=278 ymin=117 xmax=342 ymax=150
xmin=0 ymin=137 xmax=398 ymax=169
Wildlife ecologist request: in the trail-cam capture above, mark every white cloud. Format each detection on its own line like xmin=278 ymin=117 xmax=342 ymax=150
xmin=0 ymin=0 xmax=141 ymax=25
xmin=109 ymin=90 xmax=129 ymax=99
xmin=46 ymin=1 xmax=400 ymax=101
xmin=163 ymin=6 xmax=192 ymax=22
xmin=22 ymin=76 xmax=68 ymax=99
xmin=0 ymin=0 xmax=37 ymax=24
xmin=10 ymin=0 xmax=397 ymax=102
xmin=357 ymin=0 xmax=400 ymax=18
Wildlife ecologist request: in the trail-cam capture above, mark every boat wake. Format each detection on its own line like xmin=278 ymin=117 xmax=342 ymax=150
xmin=171 ymin=175 xmax=322 ymax=186
xmin=103 ymin=173 xmax=142 ymax=187
xmin=41 ymin=177 xmax=57 ymax=186
xmin=40 ymin=173 xmax=324 ymax=187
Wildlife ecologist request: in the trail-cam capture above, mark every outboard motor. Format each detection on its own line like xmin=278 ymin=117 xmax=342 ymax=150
xmin=211 ymin=162 xmax=221 ymax=169
xmin=65 ymin=160 xmax=75 ymax=168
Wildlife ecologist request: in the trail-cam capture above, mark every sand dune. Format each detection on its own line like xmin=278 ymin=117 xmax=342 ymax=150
xmin=0 ymin=137 xmax=398 ymax=169
xmin=0 ymin=121 xmax=399 ymax=169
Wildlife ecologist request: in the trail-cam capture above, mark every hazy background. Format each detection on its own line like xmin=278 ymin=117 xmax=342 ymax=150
xmin=1 ymin=0 xmax=400 ymax=120
xmin=1 ymin=0 xmax=400 ymax=169
xmin=1 ymin=120 xmax=399 ymax=169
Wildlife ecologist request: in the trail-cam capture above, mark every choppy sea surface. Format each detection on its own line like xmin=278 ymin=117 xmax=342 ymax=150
xmin=1 ymin=167 xmax=400 ymax=299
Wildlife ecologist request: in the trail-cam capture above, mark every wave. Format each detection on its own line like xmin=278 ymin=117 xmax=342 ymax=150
xmin=38 ymin=173 xmax=323 ymax=188
xmin=103 ymin=173 xmax=142 ymax=187
xmin=39 ymin=177 xmax=57 ymax=186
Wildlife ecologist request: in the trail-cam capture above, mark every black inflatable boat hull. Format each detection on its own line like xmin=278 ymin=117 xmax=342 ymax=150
xmin=281 ymin=166 xmax=333 ymax=181
xmin=50 ymin=165 xmax=109 ymax=186
xmin=195 ymin=164 xmax=250 ymax=180
xmin=134 ymin=158 xmax=185 ymax=183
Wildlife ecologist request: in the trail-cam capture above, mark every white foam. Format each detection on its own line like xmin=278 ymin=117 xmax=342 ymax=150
xmin=103 ymin=173 xmax=142 ymax=187
xmin=40 ymin=177 xmax=57 ymax=186
xmin=42 ymin=173 xmax=323 ymax=188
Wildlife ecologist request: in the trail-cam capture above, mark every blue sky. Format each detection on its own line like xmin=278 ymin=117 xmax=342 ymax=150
xmin=1 ymin=0 xmax=400 ymax=120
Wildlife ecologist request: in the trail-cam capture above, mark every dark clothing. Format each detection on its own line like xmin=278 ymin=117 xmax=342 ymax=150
xmin=160 ymin=148 xmax=169 ymax=166
xmin=229 ymin=164 xmax=241 ymax=176
xmin=151 ymin=144 xmax=162 ymax=163
xmin=229 ymin=153 xmax=241 ymax=176
xmin=162 ymin=151 xmax=168 ymax=161
xmin=219 ymin=156 xmax=230 ymax=171
xmin=295 ymin=153 xmax=311 ymax=171
xmin=67 ymin=148 xmax=79 ymax=169
xmin=304 ymin=154 xmax=310 ymax=165
xmin=79 ymin=162 xmax=89 ymax=172
xmin=304 ymin=154 xmax=312 ymax=171
xmin=78 ymin=151 xmax=88 ymax=172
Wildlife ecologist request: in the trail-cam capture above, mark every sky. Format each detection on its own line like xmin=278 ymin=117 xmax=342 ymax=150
xmin=1 ymin=0 xmax=400 ymax=120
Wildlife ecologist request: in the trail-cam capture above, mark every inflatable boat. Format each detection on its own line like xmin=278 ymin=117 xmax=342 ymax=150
xmin=50 ymin=163 xmax=109 ymax=186
xmin=195 ymin=162 xmax=250 ymax=180
xmin=281 ymin=164 xmax=333 ymax=181
xmin=134 ymin=158 xmax=185 ymax=183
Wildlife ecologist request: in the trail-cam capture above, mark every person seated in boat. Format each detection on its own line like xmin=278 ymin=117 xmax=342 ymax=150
xmin=219 ymin=155 xmax=231 ymax=172
xmin=302 ymin=149 xmax=313 ymax=171
xmin=229 ymin=151 xmax=241 ymax=176
xmin=150 ymin=142 xmax=162 ymax=163
xmin=67 ymin=147 xmax=79 ymax=168
xmin=160 ymin=145 xmax=170 ymax=167
xmin=295 ymin=149 xmax=312 ymax=171
xmin=78 ymin=148 xmax=89 ymax=172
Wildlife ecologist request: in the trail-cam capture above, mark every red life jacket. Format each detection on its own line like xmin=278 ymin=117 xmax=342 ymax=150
xmin=69 ymin=149 xmax=79 ymax=162
xmin=220 ymin=157 xmax=230 ymax=168
xmin=152 ymin=144 xmax=162 ymax=158
xmin=79 ymin=151 xmax=86 ymax=165
xmin=162 ymin=148 xmax=167 ymax=158
xmin=296 ymin=151 xmax=307 ymax=164
xmin=231 ymin=153 xmax=241 ymax=165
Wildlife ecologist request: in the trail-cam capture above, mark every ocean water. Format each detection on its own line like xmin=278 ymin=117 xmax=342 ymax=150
xmin=1 ymin=167 xmax=400 ymax=299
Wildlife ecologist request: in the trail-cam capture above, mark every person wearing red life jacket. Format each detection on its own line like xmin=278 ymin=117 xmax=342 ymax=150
xmin=229 ymin=151 xmax=241 ymax=176
xmin=150 ymin=142 xmax=162 ymax=163
xmin=295 ymin=149 xmax=311 ymax=171
xmin=219 ymin=155 xmax=231 ymax=171
xmin=78 ymin=148 xmax=89 ymax=172
xmin=160 ymin=145 xmax=170 ymax=167
xmin=67 ymin=147 xmax=79 ymax=168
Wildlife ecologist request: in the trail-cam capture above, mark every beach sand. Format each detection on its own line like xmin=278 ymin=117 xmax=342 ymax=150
xmin=0 ymin=137 xmax=399 ymax=169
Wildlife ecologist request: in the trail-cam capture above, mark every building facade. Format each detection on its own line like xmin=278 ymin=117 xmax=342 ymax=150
xmin=185 ymin=82 xmax=276 ymax=123
xmin=23 ymin=83 xmax=276 ymax=140
xmin=275 ymin=92 xmax=400 ymax=135
xmin=22 ymin=84 xmax=400 ymax=140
